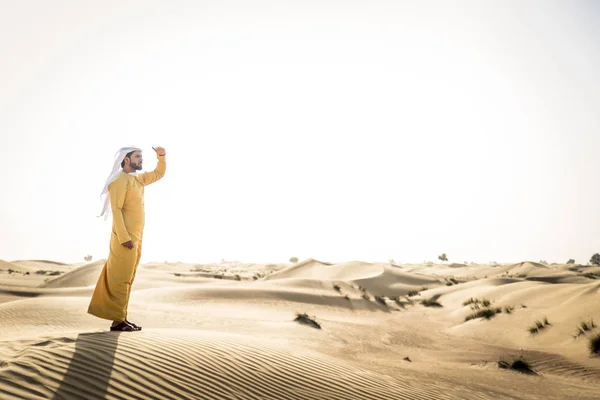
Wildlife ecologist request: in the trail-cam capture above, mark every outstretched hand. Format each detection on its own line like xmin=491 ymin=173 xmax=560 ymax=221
xmin=153 ymin=146 xmax=166 ymax=156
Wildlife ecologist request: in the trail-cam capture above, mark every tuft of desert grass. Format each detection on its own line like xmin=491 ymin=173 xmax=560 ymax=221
xmin=465 ymin=307 xmax=502 ymax=321
xmin=503 ymin=306 xmax=515 ymax=314
xmin=529 ymin=318 xmax=551 ymax=335
xmin=463 ymin=298 xmax=492 ymax=307
xmin=407 ymin=290 xmax=419 ymax=297
xmin=374 ymin=296 xmax=387 ymax=306
xmin=393 ymin=298 xmax=406 ymax=308
xmin=576 ymin=318 xmax=596 ymax=337
xmin=294 ymin=313 xmax=321 ymax=329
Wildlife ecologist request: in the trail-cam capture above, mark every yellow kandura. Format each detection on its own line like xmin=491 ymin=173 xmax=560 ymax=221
xmin=88 ymin=147 xmax=166 ymax=328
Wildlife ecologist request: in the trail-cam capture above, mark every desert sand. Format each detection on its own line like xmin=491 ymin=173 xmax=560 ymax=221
xmin=0 ymin=258 xmax=599 ymax=399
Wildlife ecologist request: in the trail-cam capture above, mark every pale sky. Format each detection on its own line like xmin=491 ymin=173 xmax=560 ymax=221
xmin=1 ymin=1 xmax=599 ymax=265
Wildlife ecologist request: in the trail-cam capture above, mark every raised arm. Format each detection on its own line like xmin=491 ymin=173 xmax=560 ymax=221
xmin=136 ymin=147 xmax=167 ymax=186
xmin=108 ymin=178 xmax=131 ymax=244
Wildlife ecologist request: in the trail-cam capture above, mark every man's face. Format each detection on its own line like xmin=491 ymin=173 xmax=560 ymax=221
xmin=127 ymin=151 xmax=143 ymax=171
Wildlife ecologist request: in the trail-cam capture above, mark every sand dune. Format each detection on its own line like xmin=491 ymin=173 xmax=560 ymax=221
xmin=39 ymin=260 xmax=106 ymax=289
xmin=1 ymin=259 xmax=600 ymax=399
xmin=1 ymin=329 xmax=511 ymax=400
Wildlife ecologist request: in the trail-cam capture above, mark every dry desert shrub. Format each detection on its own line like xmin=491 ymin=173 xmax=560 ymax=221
xmin=36 ymin=270 xmax=63 ymax=276
xmin=421 ymin=298 xmax=443 ymax=307
xmin=294 ymin=313 xmax=321 ymax=329
xmin=497 ymin=356 xmax=536 ymax=375
xmin=589 ymin=333 xmax=600 ymax=356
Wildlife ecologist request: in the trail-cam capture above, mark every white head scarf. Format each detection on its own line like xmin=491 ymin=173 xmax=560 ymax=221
xmin=99 ymin=146 xmax=141 ymax=220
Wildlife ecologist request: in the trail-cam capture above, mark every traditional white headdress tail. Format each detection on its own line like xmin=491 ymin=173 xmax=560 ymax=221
xmin=99 ymin=146 xmax=141 ymax=220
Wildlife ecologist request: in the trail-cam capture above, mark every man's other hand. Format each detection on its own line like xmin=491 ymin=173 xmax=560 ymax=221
xmin=153 ymin=146 xmax=166 ymax=156
xmin=121 ymin=240 xmax=134 ymax=250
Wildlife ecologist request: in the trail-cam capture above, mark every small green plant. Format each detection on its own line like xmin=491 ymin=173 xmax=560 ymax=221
xmin=294 ymin=313 xmax=321 ymax=329
xmin=590 ymin=253 xmax=600 ymax=266
xmin=407 ymin=290 xmax=419 ymax=297
xmin=498 ymin=355 xmax=536 ymax=374
xmin=438 ymin=253 xmax=448 ymax=262
xmin=234 ymin=274 xmax=241 ymax=281
xmin=503 ymin=306 xmax=515 ymax=314
xmin=289 ymin=257 xmax=299 ymax=263
xmin=566 ymin=259 xmax=575 ymax=264
xmin=589 ymin=333 xmax=600 ymax=355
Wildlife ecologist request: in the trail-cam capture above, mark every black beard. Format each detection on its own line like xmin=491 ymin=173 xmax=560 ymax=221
xmin=130 ymin=162 xmax=142 ymax=171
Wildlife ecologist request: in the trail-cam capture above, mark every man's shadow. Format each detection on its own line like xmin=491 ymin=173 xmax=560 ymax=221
xmin=52 ymin=331 xmax=121 ymax=400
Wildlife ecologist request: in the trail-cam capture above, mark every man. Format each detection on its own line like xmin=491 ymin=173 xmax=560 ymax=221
xmin=88 ymin=146 xmax=167 ymax=331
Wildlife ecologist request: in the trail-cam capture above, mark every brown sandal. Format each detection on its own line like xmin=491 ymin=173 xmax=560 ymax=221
xmin=126 ymin=320 xmax=142 ymax=331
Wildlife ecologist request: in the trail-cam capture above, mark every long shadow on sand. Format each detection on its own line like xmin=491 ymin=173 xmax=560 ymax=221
xmin=53 ymin=331 xmax=121 ymax=400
